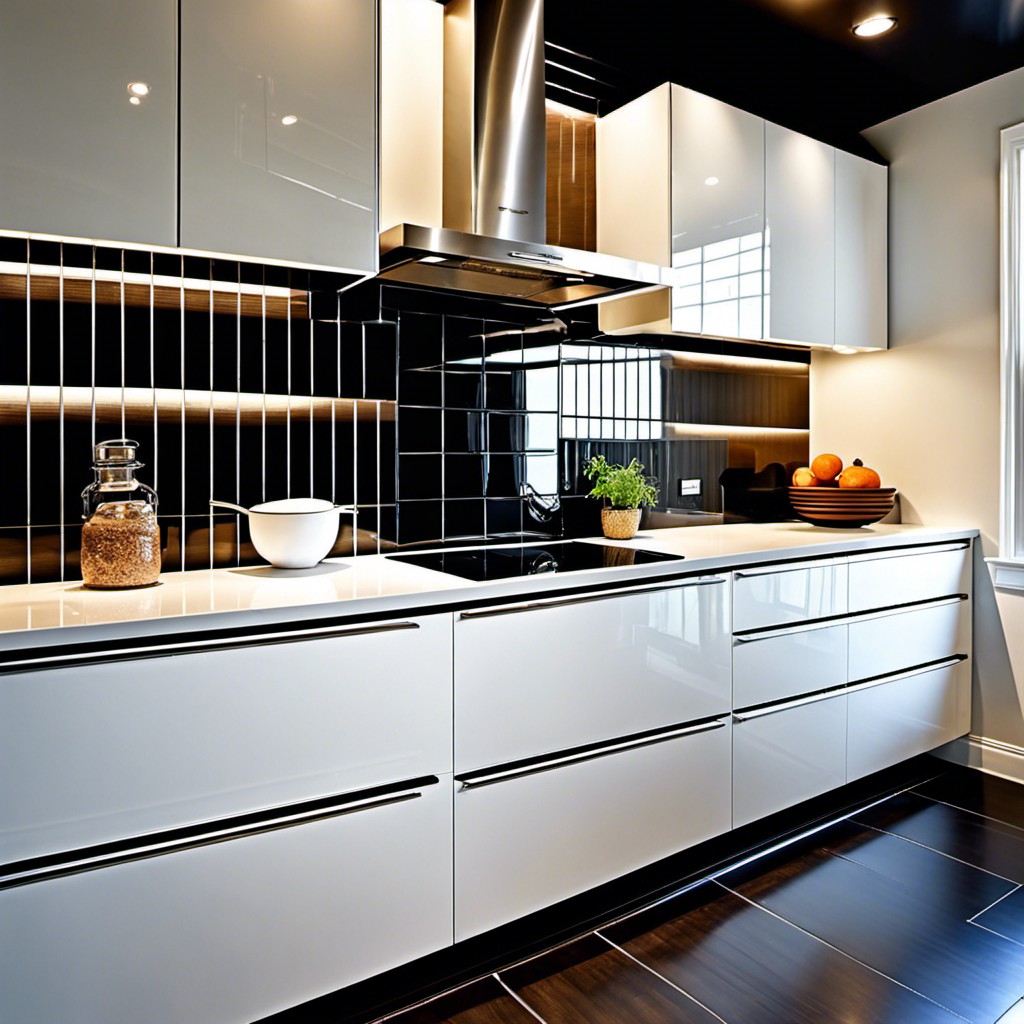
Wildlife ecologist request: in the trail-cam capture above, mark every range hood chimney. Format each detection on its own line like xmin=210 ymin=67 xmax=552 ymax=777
xmin=377 ymin=0 xmax=662 ymax=310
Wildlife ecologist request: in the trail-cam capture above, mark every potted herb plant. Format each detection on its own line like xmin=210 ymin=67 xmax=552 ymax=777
xmin=583 ymin=455 xmax=658 ymax=540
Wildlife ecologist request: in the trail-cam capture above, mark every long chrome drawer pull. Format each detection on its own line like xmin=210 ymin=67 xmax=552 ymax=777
xmin=732 ymin=594 xmax=967 ymax=643
xmin=845 ymin=655 xmax=968 ymax=694
xmin=0 ymin=620 xmax=420 ymax=674
xmin=459 ymin=576 xmax=727 ymax=620
xmin=846 ymin=540 xmax=970 ymax=562
xmin=0 ymin=776 xmax=439 ymax=891
xmin=457 ymin=719 xmax=727 ymax=789
xmin=733 ymin=686 xmax=849 ymax=722
xmin=733 ymin=618 xmax=847 ymax=643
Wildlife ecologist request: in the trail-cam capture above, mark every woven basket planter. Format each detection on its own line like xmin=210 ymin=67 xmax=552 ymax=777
xmin=601 ymin=507 xmax=642 ymax=540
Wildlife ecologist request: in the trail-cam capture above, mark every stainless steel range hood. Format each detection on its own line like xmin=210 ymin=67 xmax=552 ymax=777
xmin=376 ymin=0 xmax=663 ymax=310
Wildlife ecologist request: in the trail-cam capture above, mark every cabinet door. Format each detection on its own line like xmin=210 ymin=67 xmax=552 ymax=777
xmin=455 ymin=720 xmax=731 ymax=941
xmin=733 ymin=691 xmax=847 ymax=828
xmin=733 ymin=559 xmax=848 ymax=631
xmin=1 ymin=777 xmax=453 ymax=1024
xmin=669 ymin=85 xmax=765 ymax=340
xmin=836 ymin=150 xmax=888 ymax=350
xmin=733 ymin=621 xmax=848 ymax=709
xmin=847 ymin=661 xmax=968 ymax=780
xmin=848 ymin=541 xmax=971 ymax=613
xmin=765 ymin=122 xmax=835 ymax=345
xmin=1 ymin=615 xmax=452 ymax=863
xmin=455 ymin=578 xmax=731 ymax=772
xmin=848 ymin=597 xmax=969 ymax=682
xmin=180 ymin=0 xmax=377 ymax=271
xmin=0 ymin=0 xmax=177 ymax=245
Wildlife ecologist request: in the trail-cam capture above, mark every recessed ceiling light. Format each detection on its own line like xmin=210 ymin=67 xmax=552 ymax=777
xmin=704 ymin=176 xmax=720 ymax=186
xmin=127 ymin=82 xmax=151 ymax=97
xmin=281 ymin=114 xmax=298 ymax=126
xmin=852 ymin=15 xmax=897 ymax=37
xmin=129 ymin=96 xmax=141 ymax=106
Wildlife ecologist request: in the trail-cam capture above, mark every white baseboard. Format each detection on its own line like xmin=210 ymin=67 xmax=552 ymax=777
xmin=934 ymin=735 xmax=1024 ymax=785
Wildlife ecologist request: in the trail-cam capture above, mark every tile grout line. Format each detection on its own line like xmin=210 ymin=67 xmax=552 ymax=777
xmin=594 ymin=932 xmax=730 ymax=1024
xmin=911 ymin=788 xmax=1024 ymax=836
xmin=711 ymin=879 xmax=973 ymax=1023
xmin=493 ymin=974 xmax=551 ymax=1024
xmin=967 ymin=882 xmax=1024 ymax=924
xmin=849 ymin=818 xmax=1024 ymax=884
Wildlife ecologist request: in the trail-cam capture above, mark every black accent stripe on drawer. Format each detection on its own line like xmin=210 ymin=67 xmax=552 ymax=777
xmin=0 ymin=775 xmax=440 ymax=891
xmin=0 ymin=619 xmax=421 ymax=675
xmin=732 ymin=654 xmax=970 ymax=720
xmin=455 ymin=716 xmax=729 ymax=790
xmin=732 ymin=593 xmax=969 ymax=641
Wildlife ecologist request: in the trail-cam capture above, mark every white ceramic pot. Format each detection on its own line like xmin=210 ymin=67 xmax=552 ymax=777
xmin=210 ymin=498 xmax=356 ymax=568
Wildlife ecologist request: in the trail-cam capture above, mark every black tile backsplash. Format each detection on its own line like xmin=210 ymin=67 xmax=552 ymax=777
xmin=0 ymin=238 xmax=810 ymax=584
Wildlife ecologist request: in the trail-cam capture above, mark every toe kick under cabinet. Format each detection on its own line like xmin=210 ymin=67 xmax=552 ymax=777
xmin=453 ymin=575 xmax=732 ymax=940
xmin=0 ymin=614 xmax=455 ymax=1024
xmin=732 ymin=540 xmax=972 ymax=828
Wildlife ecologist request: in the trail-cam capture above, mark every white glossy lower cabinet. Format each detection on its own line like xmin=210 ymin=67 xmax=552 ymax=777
xmin=847 ymin=661 xmax=968 ymax=781
xmin=1 ymin=614 xmax=452 ymax=863
xmin=848 ymin=598 xmax=969 ymax=682
xmin=455 ymin=578 xmax=730 ymax=772
xmin=454 ymin=719 xmax=732 ymax=941
xmin=733 ymin=621 xmax=847 ymax=708
xmin=732 ymin=692 xmax=847 ymax=828
xmin=0 ymin=776 xmax=454 ymax=1024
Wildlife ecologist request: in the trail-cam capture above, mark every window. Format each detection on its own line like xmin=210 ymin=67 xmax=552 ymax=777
xmin=994 ymin=123 xmax=1024 ymax=584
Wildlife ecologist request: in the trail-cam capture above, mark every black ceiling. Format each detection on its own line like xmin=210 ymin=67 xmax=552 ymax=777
xmin=545 ymin=0 xmax=1024 ymax=159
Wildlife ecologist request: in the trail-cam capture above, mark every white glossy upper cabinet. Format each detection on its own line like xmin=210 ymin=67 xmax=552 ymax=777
xmin=180 ymin=0 xmax=377 ymax=273
xmin=765 ymin=122 xmax=835 ymax=346
xmin=836 ymin=149 xmax=888 ymax=349
xmin=0 ymin=0 xmax=177 ymax=246
xmin=669 ymin=85 xmax=765 ymax=340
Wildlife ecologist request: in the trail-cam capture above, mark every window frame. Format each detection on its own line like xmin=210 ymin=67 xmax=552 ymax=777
xmin=999 ymin=122 xmax=1024 ymax=566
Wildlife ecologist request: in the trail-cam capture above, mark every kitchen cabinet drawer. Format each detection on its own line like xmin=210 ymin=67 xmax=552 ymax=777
xmin=0 ymin=0 xmax=177 ymax=245
xmin=847 ymin=660 xmax=969 ymax=781
xmin=0 ymin=614 xmax=452 ymax=863
xmin=454 ymin=719 xmax=731 ymax=940
xmin=732 ymin=690 xmax=847 ymax=828
xmin=180 ymin=0 xmax=377 ymax=271
xmin=733 ymin=559 xmax=848 ymax=632
xmin=733 ymin=621 xmax=847 ymax=708
xmin=848 ymin=542 xmax=971 ymax=613
xmin=848 ymin=597 xmax=969 ymax=682
xmin=455 ymin=578 xmax=730 ymax=772
xmin=0 ymin=776 xmax=453 ymax=1024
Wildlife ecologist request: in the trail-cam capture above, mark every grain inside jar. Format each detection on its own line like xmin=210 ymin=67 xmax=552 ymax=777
xmin=80 ymin=501 xmax=161 ymax=589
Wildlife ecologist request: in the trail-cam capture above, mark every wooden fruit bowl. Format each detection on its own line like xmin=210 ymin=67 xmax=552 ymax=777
xmin=788 ymin=486 xmax=897 ymax=527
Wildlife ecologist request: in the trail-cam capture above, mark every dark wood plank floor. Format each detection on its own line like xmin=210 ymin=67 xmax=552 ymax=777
xmin=382 ymin=765 xmax=1024 ymax=1024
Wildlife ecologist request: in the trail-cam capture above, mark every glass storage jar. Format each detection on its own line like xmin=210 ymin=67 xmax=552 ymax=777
xmin=80 ymin=439 xmax=161 ymax=588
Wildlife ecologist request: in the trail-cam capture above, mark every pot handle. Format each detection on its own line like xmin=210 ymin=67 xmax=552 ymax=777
xmin=210 ymin=499 xmax=249 ymax=516
xmin=334 ymin=504 xmax=359 ymax=515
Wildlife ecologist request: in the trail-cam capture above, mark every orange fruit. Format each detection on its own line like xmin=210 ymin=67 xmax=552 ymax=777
xmin=811 ymin=453 xmax=843 ymax=482
xmin=838 ymin=459 xmax=881 ymax=488
xmin=792 ymin=467 xmax=819 ymax=487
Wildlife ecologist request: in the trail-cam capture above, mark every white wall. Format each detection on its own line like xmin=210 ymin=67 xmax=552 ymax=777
xmin=811 ymin=67 xmax=1024 ymax=768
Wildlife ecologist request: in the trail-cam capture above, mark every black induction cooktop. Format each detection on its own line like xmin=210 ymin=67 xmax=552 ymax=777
xmin=386 ymin=540 xmax=683 ymax=582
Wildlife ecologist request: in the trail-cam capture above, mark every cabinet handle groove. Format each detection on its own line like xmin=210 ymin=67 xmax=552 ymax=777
xmin=456 ymin=719 xmax=727 ymax=789
xmin=846 ymin=540 xmax=970 ymax=562
xmin=733 ymin=685 xmax=849 ymax=721
xmin=732 ymin=594 xmax=967 ymax=643
xmin=0 ymin=620 xmax=421 ymax=674
xmin=0 ymin=776 xmax=439 ymax=891
xmin=845 ymin=654 xmax=968 ymax=694
xmin=458 ymin=577 xmax=726 ymax=620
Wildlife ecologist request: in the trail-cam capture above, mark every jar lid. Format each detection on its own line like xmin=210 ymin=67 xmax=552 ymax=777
xmin=94 ymin=438 xmax=141 ymax=465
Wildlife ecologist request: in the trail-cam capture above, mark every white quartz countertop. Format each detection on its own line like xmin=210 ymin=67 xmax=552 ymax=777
xmin=0 ymin=522 xmax=978 ymax=651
